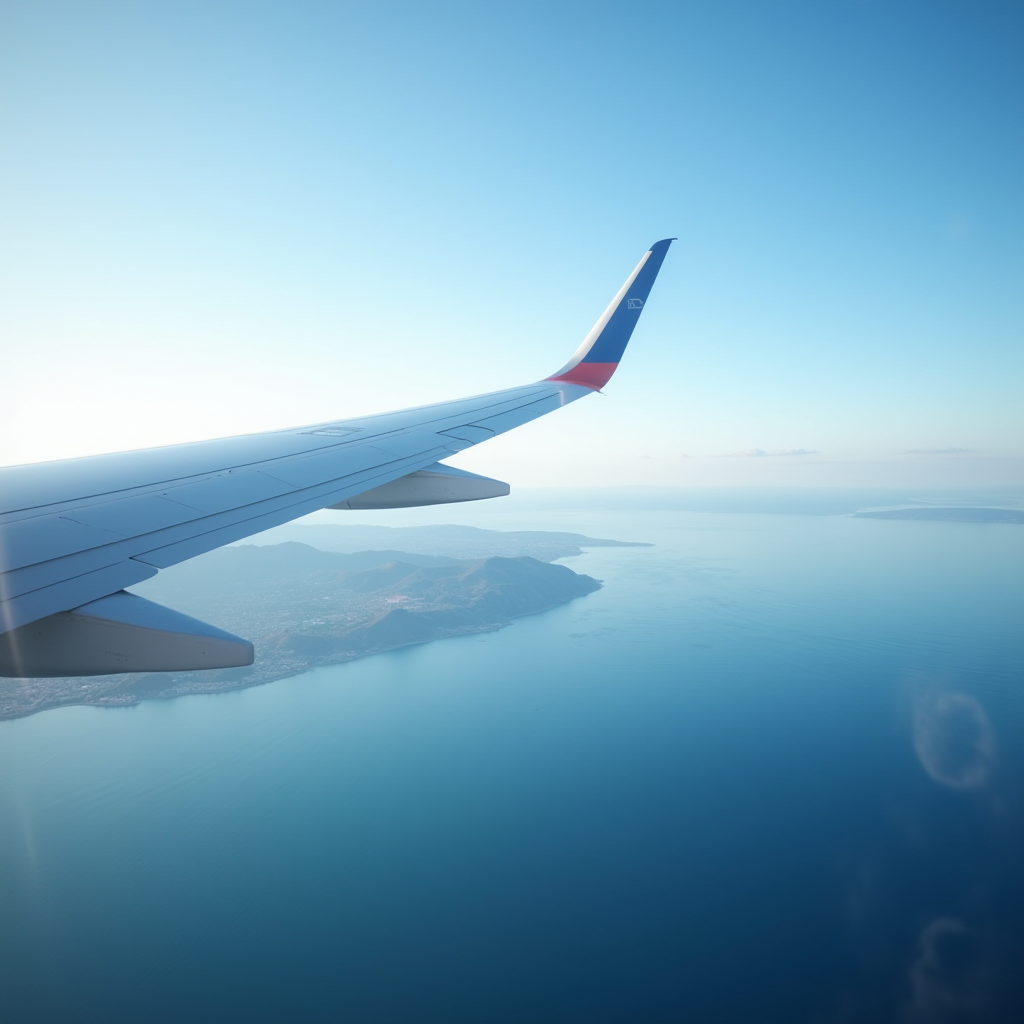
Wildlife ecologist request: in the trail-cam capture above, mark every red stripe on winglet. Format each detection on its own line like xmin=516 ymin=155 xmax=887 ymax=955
xmin=546 ymin=362 xmax=618 ymax=389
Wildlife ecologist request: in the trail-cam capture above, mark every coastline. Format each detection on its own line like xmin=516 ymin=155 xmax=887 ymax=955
xmin=0 ymin=586 xmax=599 ymax=722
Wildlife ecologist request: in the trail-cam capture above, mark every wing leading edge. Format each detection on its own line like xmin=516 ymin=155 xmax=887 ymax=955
xmin=0 ymin=238 xmax=674 ymax=676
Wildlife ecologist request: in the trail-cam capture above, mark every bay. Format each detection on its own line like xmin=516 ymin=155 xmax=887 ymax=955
xmin=1 ymin=509 xmax=1022 ymax=1022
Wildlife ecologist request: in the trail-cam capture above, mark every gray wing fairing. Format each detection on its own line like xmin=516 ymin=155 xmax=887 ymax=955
xmin=327 ymin=463 xmax=510 ymax=510
xmin=0 ymin=591 xmax=253 ymax=677
xmin=0 ymin=238 xmax=672 ymax=677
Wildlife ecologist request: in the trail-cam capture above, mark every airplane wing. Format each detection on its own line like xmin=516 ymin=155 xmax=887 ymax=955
xmin=0 ymin=238 xmax=674 ymax=676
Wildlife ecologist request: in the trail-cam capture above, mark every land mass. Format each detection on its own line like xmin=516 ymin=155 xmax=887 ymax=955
xmin=0 ymin=528 xmax=624 ymax=719
xmin=854 ymin=507 xmax=1024 ymax=524
xmin=246 ymin=523 xmax=652 ymax=560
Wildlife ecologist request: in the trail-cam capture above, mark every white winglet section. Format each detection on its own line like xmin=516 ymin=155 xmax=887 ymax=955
xmin=327 ymin=463 xmax=509 ymax=510
xmin=0 ymin=591 xmax=254 ymax=677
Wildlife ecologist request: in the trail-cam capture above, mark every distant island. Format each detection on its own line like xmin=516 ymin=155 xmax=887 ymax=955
xmin=0 ymin=526 xmax=646 ymax=720
xmin=854 ymin=507 xmax=1024 ymax=524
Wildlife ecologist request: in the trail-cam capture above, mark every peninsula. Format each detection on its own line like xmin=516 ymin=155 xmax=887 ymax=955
xmin=0 ymin=526 xmax=645 ymax=720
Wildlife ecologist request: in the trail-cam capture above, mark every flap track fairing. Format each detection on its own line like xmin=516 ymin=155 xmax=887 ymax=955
xmin=327 ymin=462 xmax=509 ymax=510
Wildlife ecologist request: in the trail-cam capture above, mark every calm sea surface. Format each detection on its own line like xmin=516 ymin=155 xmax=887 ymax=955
xmin=1 ymin=510 xmax=1022 ymax=1023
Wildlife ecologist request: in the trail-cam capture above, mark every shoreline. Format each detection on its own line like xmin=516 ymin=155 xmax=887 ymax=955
xmin=0 ymin=593 xmax=593 ymax=723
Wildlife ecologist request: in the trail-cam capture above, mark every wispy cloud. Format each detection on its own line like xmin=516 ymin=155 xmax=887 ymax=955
xmin=906 ymin=447 xmax=975 ymax=455
xmin=727 ymin=448 xmax=819 ymax=458
xmin=912 ymin=691 xmax=994 ymax=791
xmin=908 ymin=917 xmax=988 ymax=1022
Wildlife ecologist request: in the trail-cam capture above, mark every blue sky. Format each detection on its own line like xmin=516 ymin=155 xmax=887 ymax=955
xmin=1 ymin=1 xmax=1021 ymax=488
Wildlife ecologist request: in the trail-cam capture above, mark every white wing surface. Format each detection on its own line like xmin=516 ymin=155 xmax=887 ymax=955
xmin=0 ymin=239 xmax=674 ymax=676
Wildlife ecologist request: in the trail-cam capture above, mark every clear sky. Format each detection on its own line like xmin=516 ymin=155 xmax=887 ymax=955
xmin=1 ymin=1 xmax=1021 ymax=489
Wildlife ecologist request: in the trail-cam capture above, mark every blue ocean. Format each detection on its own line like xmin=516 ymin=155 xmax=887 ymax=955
xmin=2 ymin=505 xmax=1022 ymax=1023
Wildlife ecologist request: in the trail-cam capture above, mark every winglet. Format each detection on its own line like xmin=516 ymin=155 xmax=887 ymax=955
xmin=546 ymin=238 xmax=675 ymax=389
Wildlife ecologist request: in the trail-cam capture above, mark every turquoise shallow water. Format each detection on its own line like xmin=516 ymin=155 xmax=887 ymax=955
xmin=1 ymin=511 xmax=1022 ymax=1023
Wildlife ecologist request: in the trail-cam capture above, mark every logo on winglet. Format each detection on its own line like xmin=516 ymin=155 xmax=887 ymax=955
xmin=627 ymin=298 xmax=644 ymax=309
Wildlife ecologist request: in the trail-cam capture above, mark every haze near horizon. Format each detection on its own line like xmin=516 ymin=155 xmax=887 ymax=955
xmin=1 ymin=1 xmax=1020 ymax=489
